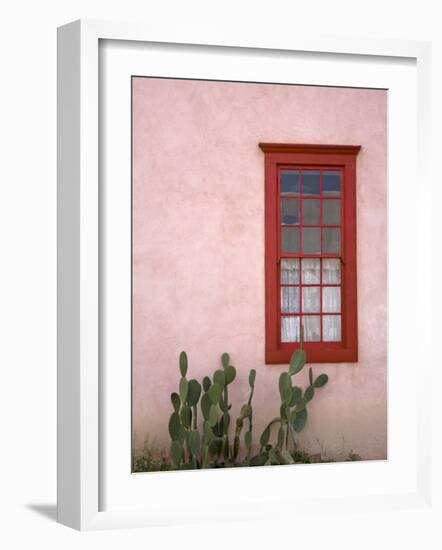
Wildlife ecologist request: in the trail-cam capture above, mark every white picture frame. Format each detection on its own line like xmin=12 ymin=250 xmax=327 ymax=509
xmin=57 ymin=19 xmax=433 ymax=531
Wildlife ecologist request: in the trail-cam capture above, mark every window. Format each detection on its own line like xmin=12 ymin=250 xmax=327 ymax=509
xmin=259 ymin=143 xmax=360 ymax=363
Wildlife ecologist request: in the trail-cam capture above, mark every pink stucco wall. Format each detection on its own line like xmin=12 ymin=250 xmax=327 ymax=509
xmin=132 ymin=77 xmax=387 ymax=461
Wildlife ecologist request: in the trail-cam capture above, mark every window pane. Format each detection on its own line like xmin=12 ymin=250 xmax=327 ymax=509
xmin=280 ymin=259 xmax=300 ymax=284
xmin=322 ymin=228 xmax=341 ymax=254
xmin=281 ymin=287 xmax=300 ymax=313
xmin=323 ymin=315 xmax=341 ymax=341
xmin=322 ymin=170 xmax=341 ymax=195
xmin=322 ymin=258 xmax=341 ymax=284
xmin=322 ymin=287 xmax=341 ymax=313
xmin=302 ymin=287 xmax=320 ymax=313
xmin=322 ymin=199 xmax=341 ymax=225
xmin=281 ymin=198 xmax=300 ymax=225
xmin=301 ymin=170 xmax=320 ymax=195
xmin=302 ymin=198 xmax=320 ymax=224
xmin=302 ymin=227 xmax=321 ymax=253
xmin=280 ymin=170 xmax=300 ymax=195
xmin=301 ymin=258 xmax=320 ymax=284
xmin=281 ymin=316 xmax=300 ymax=342
xmin=281 ymin=227 xmax=300 ymax=253
xmin=302 ymin=316 xmax=321 ymax=342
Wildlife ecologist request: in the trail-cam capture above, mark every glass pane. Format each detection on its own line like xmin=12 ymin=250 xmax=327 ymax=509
xmin=322 ymin=199 xmax=341 ymax=225
xmin=301 ymin=170 xmax=320 ymax=195
xmin=302 ymin=316 xmax=321 ymax=342
xmin=322 ymin=258 xmax=341 ymax=284
xmin=302 ymin=198 xmax=320 ymax=224
xmin=280 ymin=170 xmax=300 ymax=195
xmin=280 ymin=259 xmax=300 ymax=284
xmin=302 ymin=227 xmax=321 ymax=253
xmin=301 ymin=258 xmax=320 ymax=284
xmin=281 ymin=316 xmax=300 ymax=342
xmin=322 ymin=287 xmax=341 ymax=313
xmin=322 ymin=228 xmax=341 ymax=254
xmin=302 ymin=287 xmax=320 ymax=313
xmin=280 ymin=198 xmax=300 ymax=225
xmin=281 ymin=227 xmax=300 ymax=253
xmin=323 ymin=315 xmax=341 ymax=341
xmin=322 ymin=170 xmax=341 ymax=195
xmin=281 ymin=287 xmax=300 ymax=313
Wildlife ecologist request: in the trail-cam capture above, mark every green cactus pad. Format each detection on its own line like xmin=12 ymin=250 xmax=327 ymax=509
xmin=244 ymin=430 xmax=252 ymax=450
xmin=180 ymin=404 xmax=192 ymax=428
xmin=260 ymin=424 xmax=271 ymax=447
xmin=208 ymin=404 xmax=218 ymax=427
xmin=221 ymin=352 xmax=230 ymax=368
xmin=179 ymin=351 xmax=188 ymax=378
xmin=224 ymin=365 xmax=236 ymax=385
xmin=293 ymin=407 xmax=308 ymax=432
xmin=213 ymin=369 xmax=226 ymax=389
xmin=277 ymin=426 xmax=285 ymax=449
xmin=289 ymin=348 xmax=306 ymax=376
xmin=313 ymin=374 xmax=329 ymax=388
xmin=187 ymin=379 xmax=202 ymax=406
xmin=168 ymin=412 xmax=181 ymax=441
xmin=309 ymin=367 xmax=313 ymax=386
xmin=201 ymin=392 xmax=211 ymax=420
xmin=203 ymin=421 xmax=214 ymax=443
xmin=202 ymin=376 xmax=212 ymax=392
xmin=304 ymin=385 xmax=315 ymax=402
xmin=290 ymin=386 xmax=303 ymax=407
xmin=248 ymin=369 xmax=256 ymax=388
xmin=283 ymin=386 xmax=292 ymax=406
xmin=170 ymin=440 xmax=183 ymax=467
xmin=212 ymin=418 xmax=224 ymax=437
xmin=208 ymin=383 xmax=222 ymax=405
xmin=188 ymin=430 xmax=201 ymax=456
xmin=295 ymin=397 xmax=306 ymax=412
xmin=279 ymin=372 xmax=291 ymax=400
xmin=170 ymin=392 xmax=181 ymax=413
xmin=179 ymin=377 xmax=188 ymax=403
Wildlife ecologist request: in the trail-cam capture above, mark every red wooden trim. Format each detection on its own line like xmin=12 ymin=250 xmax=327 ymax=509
xmin=262 ymin=143 xmax=360 ymax=365
xmin=259 ymin=143 xmax=361 ymax=155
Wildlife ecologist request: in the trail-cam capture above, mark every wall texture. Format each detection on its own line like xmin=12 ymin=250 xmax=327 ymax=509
xmin=132 ymin=77 xmax=387 ymax=461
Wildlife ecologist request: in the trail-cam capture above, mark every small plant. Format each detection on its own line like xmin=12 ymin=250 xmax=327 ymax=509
xmin=132 ymin=437 xmax=170 ymax=472
xmin=252 ymin=331 xmax=329 ymax=467
xmin=346 ymin=450 xmax=362 ymax=461
xmin=168 ymin=351 xmax=256 ymax=469
xmin=165 ymin=344 xmax=332 ymax=470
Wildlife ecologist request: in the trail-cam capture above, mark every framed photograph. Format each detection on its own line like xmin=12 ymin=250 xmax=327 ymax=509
xmin=57 ymin=19 xmax=433 ymax=530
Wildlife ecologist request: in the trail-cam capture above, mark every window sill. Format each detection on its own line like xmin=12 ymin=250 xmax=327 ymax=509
xmin=265 ymin=344 xmax=358 ymax=364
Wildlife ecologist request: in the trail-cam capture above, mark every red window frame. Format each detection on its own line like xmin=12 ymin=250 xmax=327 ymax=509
xmin=259 ymin=143 xmax=361 ymax=364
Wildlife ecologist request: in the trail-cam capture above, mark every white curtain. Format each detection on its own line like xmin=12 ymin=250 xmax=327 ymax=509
xmin=322 ymin=287 xmax=341 ymax=313
xmin=281 ymin=316 xmax=300 ymax=342
xmin=322 ymin=258 xmax=340 ymax=284
xmin=302 ymin=286 xmax=320 ymax=312
xmin=302 ymin=316 xmax=321 ymax=342
xmin=323 ymin=315 xmax=341 ymax=341
xmin=280 ymin=259 xmax=300 ymax=284
xmin=281 ymin=287 xmax=299 ymax=313
xmin=301 ymin=258 xmax=320 ymax=283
